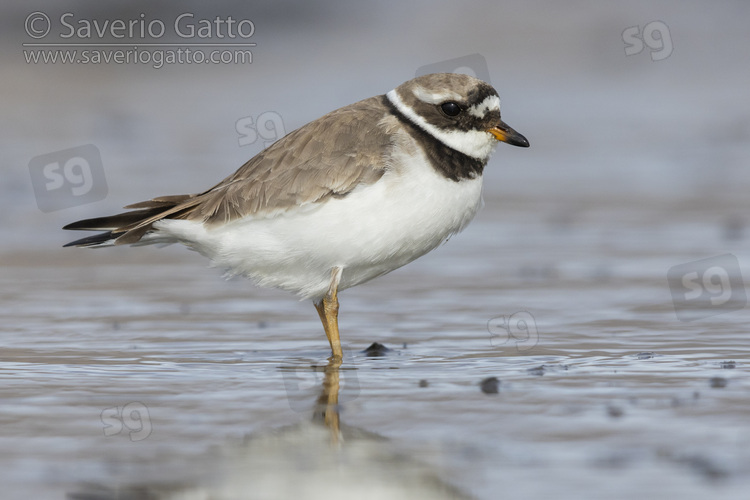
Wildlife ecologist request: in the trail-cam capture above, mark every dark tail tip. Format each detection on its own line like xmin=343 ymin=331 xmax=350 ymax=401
xmin=63 ymin=231 xmax=115 ymax=247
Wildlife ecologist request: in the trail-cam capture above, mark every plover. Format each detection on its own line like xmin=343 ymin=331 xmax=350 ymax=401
xmin=64 ymin=73 xmax=529 ymax=360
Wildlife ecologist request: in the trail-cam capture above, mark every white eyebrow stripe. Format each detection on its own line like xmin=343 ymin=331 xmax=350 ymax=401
xmin=467 ymin=95 xmax=501 ymax=118
xmin=412 ymin=85 xmax=462 ymax=104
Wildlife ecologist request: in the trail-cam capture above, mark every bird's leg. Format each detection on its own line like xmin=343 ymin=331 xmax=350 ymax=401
xmin=314 ymin=266 xmax=343 ymax=361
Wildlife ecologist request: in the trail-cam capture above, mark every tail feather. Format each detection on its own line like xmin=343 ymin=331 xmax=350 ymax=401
xmin=62 ymin=231 xmax=116 ymax=248
xmin=62 ymin=207 xmax=165 ymax=231
xmin=62 ymin=194 xmax=202 ymax=248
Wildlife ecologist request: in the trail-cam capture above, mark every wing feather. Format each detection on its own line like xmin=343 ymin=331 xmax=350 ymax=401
xmin=182 ymin=95 xmax=391 ymax=224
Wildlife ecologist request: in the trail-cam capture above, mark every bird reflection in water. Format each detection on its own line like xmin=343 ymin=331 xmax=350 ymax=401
xmin=70 ymin=355 xmax=472 ymax=500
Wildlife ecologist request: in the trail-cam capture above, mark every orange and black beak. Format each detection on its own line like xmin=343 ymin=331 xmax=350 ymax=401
xmin=488 ymin=120 xmax=529 ymax=148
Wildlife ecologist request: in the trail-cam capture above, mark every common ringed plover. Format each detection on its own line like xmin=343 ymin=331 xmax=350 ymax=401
xmin=64 ymin=73 xmax=529 ymax=360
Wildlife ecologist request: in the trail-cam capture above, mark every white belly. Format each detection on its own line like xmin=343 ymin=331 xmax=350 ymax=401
xmin=155 ymin=149 xmax=484 ymax=300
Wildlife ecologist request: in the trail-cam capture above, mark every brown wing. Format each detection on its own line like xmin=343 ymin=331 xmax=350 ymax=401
xmin=64 ymin=95 xmax=393 ymax=246
xmin=183 ymin=95 xmax=392 ymax=225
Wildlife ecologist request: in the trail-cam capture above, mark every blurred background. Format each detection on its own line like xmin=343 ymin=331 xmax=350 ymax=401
xmin=2 ymin=1 xmax=750 ymax=499
xmin=3 ymin=0 xmax=749 ymax=248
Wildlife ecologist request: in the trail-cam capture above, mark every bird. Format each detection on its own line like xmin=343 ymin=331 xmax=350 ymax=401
xmin=63 ymin=73 xmax=529 ymax=360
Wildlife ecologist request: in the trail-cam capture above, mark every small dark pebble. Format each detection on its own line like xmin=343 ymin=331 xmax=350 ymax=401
xmin=709 ymin=377 xmax=728 ymax=388
xmin=361 ymin=342 xmax=390 ymax=357
xmin=418 ymin=379 xmax=429 ymax=388
xmin=480 ymin=377 xmax=500 ymax=394
xmin=636 ymin=352 xmax=655 ymax=360
xmin=720 ymin=360 xmax=736 ymax=369
xmin=607 ymin=405 xmax=624 ymax=418
xmin=682 ymin=455 xmax=729 ymax=480
xmin=722 ymin=214 xmax=744 ymax=241
xmin=527 ymin=365 xmax=546 ymax=376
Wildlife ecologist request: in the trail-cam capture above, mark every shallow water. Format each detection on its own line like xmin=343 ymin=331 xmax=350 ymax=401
xmin=2 ymin=199 xmax=750 ymax=499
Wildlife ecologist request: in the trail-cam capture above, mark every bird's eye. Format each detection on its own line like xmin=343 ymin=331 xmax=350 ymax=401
xmin=440 ymin=102 xmax=461 ymax=117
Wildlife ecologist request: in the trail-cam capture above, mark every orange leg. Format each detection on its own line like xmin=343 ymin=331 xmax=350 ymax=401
xmin=314 ymin=267 xmax=343 ymax=360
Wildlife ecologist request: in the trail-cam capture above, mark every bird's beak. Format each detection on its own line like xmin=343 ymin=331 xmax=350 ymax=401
xmin=488 ymin=120 xmax=529 ymax=148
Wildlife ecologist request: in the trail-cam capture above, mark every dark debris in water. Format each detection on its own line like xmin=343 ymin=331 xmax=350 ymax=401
xmin=657 ymin=449 xmax=730 ymax=481
xmin=480 ymin=377 xmax=500 ymax=394
xmin=525 ymin=364 xmax=568 ymax=376
xmin=709 ymin=377 xmax=728 ymax=388
xmin=68 ymin=484 xmax=172 ymax=500
xmin=607 ymin=405 xmax=624 ymax=418
xmin=527 ymin=365 xmax=546 ymax=376
xmin=720 ymin=360 xmax=736 ymax=369
xmin=418 ymin=379 xmax=429 ymax=388
xmin=361 ymin=342 xmax=391 ymax=357
xmin=636 ymin=352 xmax=655 ymax=360
xmin=722 ymin=214 xmax=745 ymax=241
xmin=678 ymin=454 xmax=729 ymax=481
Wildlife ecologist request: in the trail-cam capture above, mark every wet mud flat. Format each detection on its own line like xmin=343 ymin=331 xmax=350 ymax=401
xmin=2 ymin=201 xmax=750 ymax=499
